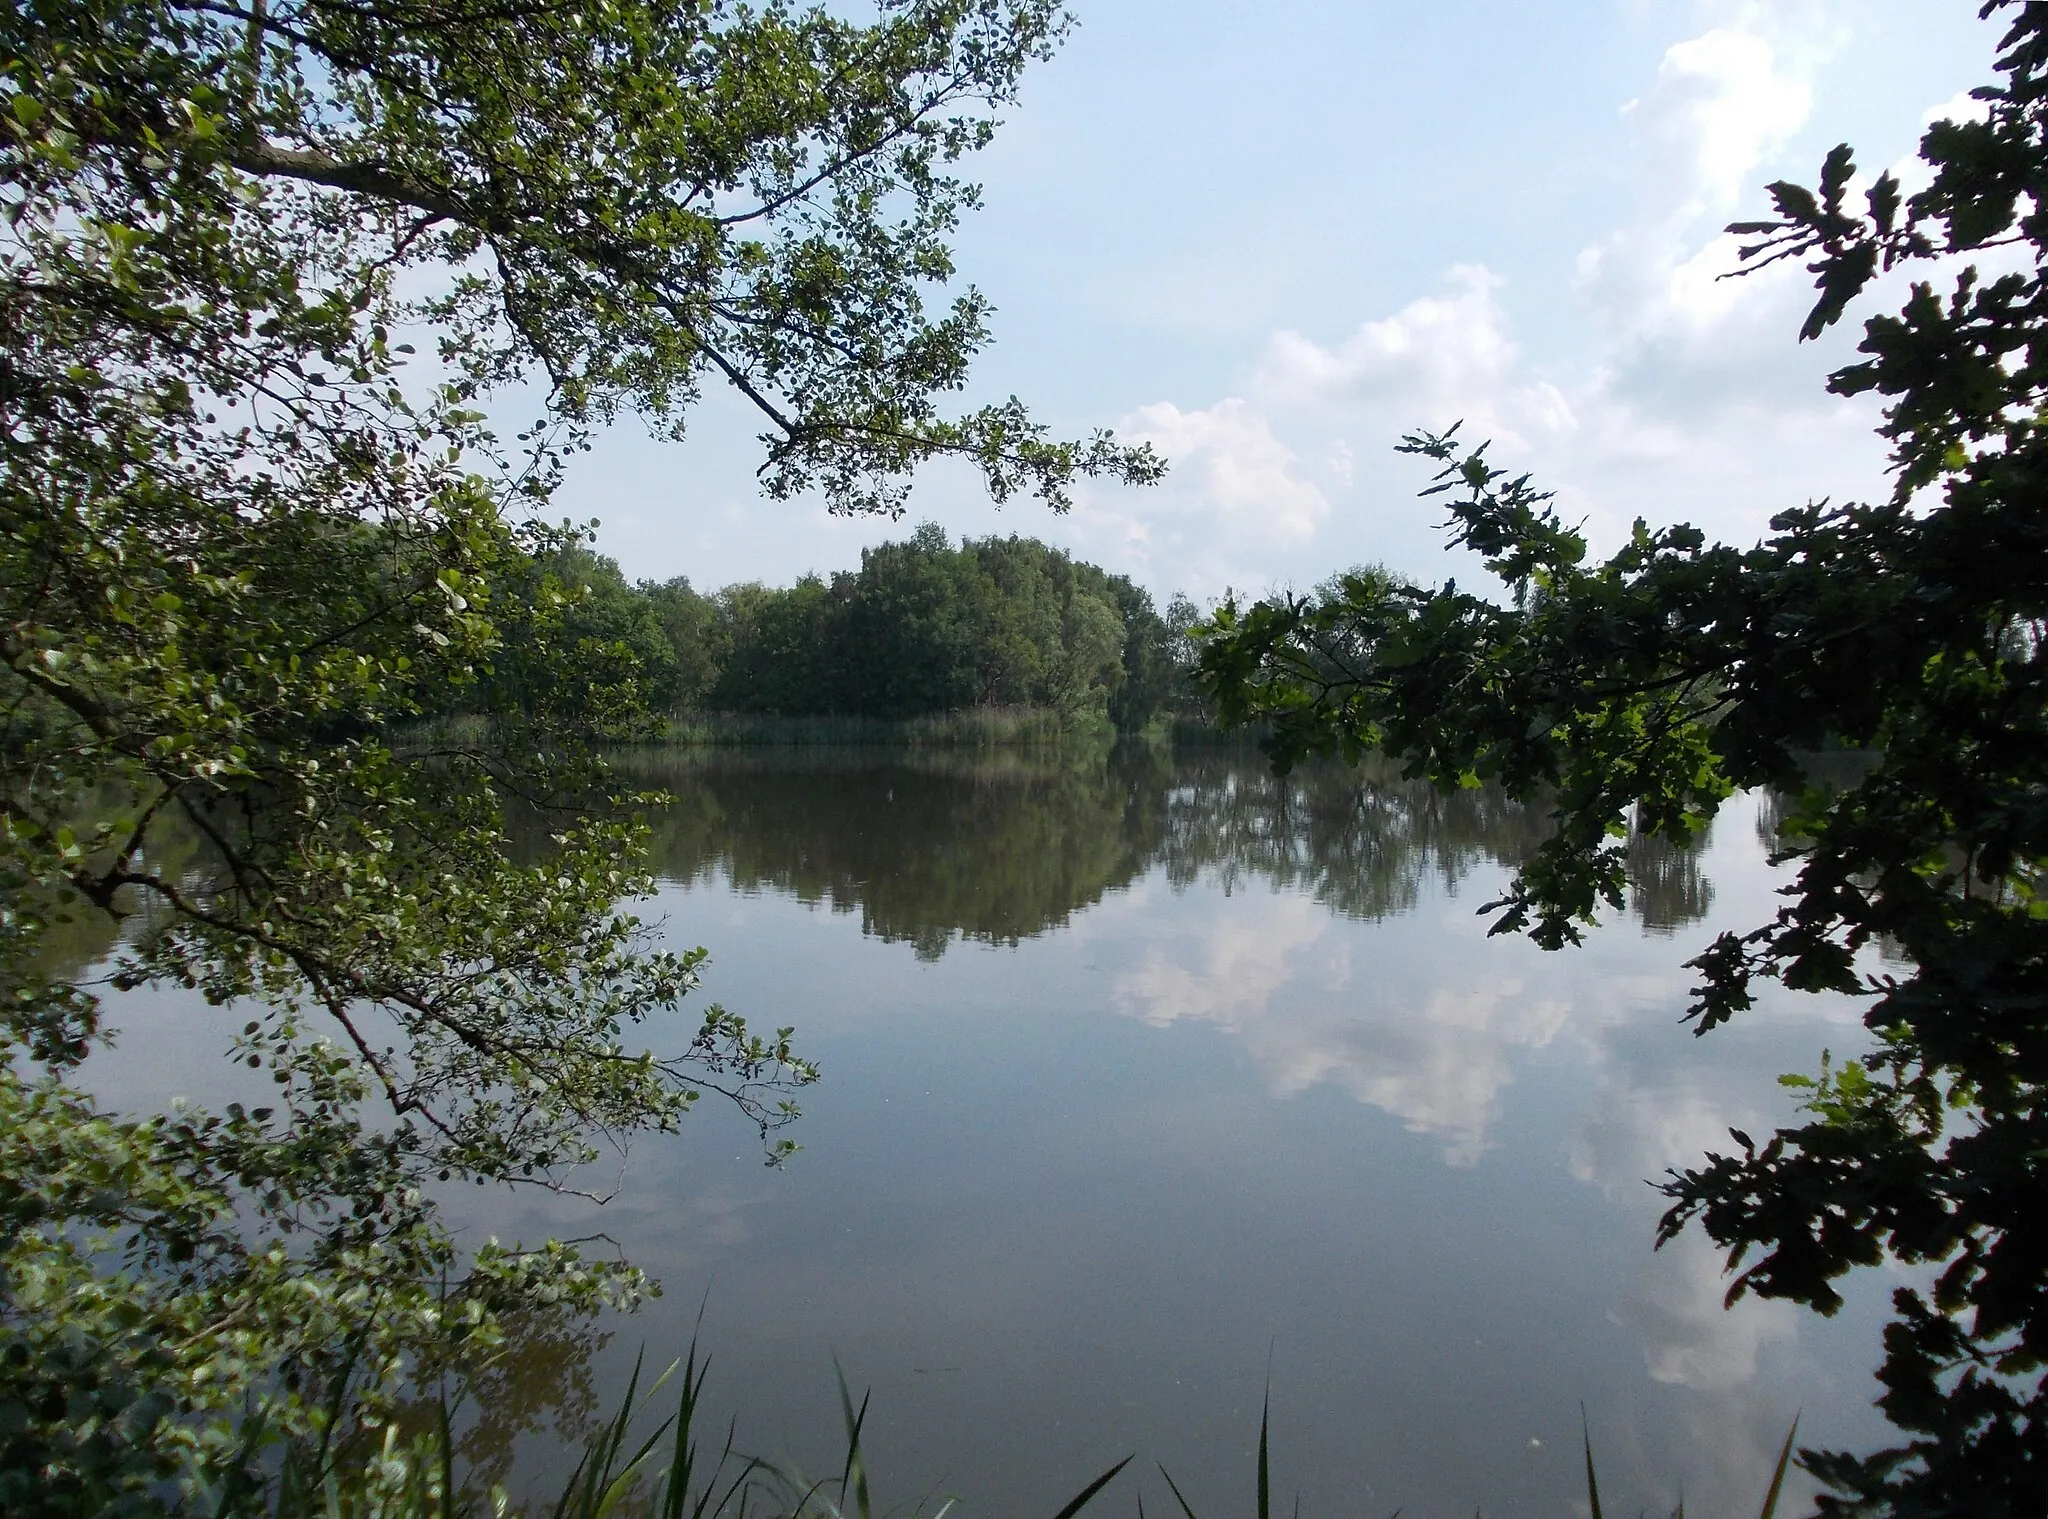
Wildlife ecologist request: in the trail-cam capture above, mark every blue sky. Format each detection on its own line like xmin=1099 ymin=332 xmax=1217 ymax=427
xmin=556 ymin=0 xmax=1997 ymax=605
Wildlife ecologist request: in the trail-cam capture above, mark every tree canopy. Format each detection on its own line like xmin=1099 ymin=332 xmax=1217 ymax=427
xmin=1200 ymin=3 xmax=2048 ymax=1508
xmin=557 ymin=526 xmax=1186 ymax=728
xmin=0 ymin=0 xmax=1154 ymax=1508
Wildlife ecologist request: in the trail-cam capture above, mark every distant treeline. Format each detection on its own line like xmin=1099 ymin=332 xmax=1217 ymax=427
xmin=490 ymin=523 xmax=1210 ymax=734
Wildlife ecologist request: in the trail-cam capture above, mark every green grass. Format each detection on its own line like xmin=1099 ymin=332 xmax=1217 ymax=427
xmin=646 ymin=708 xmax=1103 ymax=749
xmin=391 ymin=707 xmax=1128 ymax=753
xmin=1579 ymin=1404 xmax=1801 ymax=1519
xmin=258 ymin=1344 xmax=1130 ymax=1519
xmin=259 ymin=1358 xmax=1809 ymax=1519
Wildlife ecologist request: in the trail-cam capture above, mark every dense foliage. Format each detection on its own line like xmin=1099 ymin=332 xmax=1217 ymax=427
xmin=0 ymin=0 xmax=1154 ymax=1509
xmin=509 ymin=524 xmax=1196 ymax=731
xmin=1198 ymin=4 xmax=2048 ymax=1509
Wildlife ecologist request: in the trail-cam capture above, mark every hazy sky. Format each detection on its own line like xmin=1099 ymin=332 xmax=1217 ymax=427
xmin=553 ymin=0 xmax=1997 ymax=605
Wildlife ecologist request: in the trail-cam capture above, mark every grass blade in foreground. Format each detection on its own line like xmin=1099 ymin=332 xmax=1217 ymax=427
xmin=1581 ymin=1409 xmax=1802 ymax=1519
xmin=1257 ymin=1392 xmax=1270 ymax=1519
xmin=1581 ymin=1405 xmax=1603 ymax=1519
xmin=1051 ymin=1457 xmax=1134 ymax=1519
xmin=1757 ymin=1417 xmax=1799 ymax=1519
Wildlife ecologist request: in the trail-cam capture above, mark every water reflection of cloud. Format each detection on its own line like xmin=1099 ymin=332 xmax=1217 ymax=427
xmin=1113 ymin=894 xmax=1331 ymax=1033
xmin=1571 ymin=1083 xmax=1751 ymax=1205
xmin=1113 ymin=894 xmax=1567 ymax=1164
xmin=1572 ymin=1075 xmax=1805 ymax=1390
xmin=1285 ymin=983 xmax=1569 ymax=1164
xmin=1614 ymin=1229 xmax=1800 ymax=1390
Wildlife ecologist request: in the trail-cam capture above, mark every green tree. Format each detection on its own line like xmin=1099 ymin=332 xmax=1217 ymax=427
xmin=1198 ymin=5 xmax=2048 ymax=1509
xmin=640 ymin=575 xmax=728 ymax=713
xmin=484 ymin=538 xmax=681 ymax=734
xmin=1158 ymin=592 xmax=1210 ymax=720
xmin=0 ymin=0 xmax=1153 ymax=1506
xmin=1050 ymin=580 xmax=1125 ymax=717
xmin=686 ymin=528 xmax=1171 ymax=727
xmin=957 ymin=534 xmax=1137 ymax=722
xmin=708 ymin=574 xmax=843 ymax=713
xmin=1103 ymin=575 xmax=1172 ymax=732
xmin=967 ymin=535 xmax=1066 ymax=704
xmin=836 ymin=524 xmax=985 ymax=717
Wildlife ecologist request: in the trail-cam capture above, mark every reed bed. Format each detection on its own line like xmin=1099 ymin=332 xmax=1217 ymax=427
xmin=247 ymin=1355 xmax=1804 ymax=1519
xmin=647 ymin=708 xmax=1098 ymax=749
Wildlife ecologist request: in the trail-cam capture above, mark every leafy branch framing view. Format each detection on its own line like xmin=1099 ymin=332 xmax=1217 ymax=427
xmin=5 ymin=0 xmax=2047 ymax=1513
xmin=0 ymin=0 xmax=1154 ymax=1509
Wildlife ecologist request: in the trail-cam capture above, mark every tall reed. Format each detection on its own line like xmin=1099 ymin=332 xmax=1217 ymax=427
xmin=255 ymin=1362 xmax=1806 ymax=1519
xmin=257 ymin=1345 xmax=1130 ymax=1519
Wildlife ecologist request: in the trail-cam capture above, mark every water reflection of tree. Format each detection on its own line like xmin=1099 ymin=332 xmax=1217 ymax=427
xmin=1626 ymin=825 xmax=1715 ymax=936
xmin=621 ymin=749 xmax=1167 ymax=960
xmin=47 ymin=752 xmax=1725 ymax=984
xmin=615 ymin=748 xmax=1716 ymax=956
xmin=450 ymin=1312 xmax=612 ymax=1504
xmin=1753 ymin=752 xmax=1915 ymax=964
xmin=1157 ymin=754 xmax=1553 ymax=921
xmin=24 ymin=782 xmax=228 ymax=989
xmin=361 ymin=1307 xmax=612 ymax=1509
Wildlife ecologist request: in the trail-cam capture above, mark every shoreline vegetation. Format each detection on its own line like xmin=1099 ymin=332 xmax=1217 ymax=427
xmin=420 ymin=708 xmax=1259 ymax=751
xmin=414 ymin=707 xmax=1244 ymax=750
xmin=644 ymin=710 xmax=1259 ymax=750
xmin=454 ymin=525 xmax=1223 ymax=745
xmin=247 ymin=1344 xmax=1803 ymax=1519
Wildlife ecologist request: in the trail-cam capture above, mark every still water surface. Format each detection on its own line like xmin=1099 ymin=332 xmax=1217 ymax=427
xmin=99 ymin=747 xmax=1900 ymax=1517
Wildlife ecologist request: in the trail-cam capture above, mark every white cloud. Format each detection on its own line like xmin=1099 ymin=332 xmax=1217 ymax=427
xmin=1103 ymin=11 xmax=1915 ymax=593
xmin=1645 ymin=30 xmax=1810 ymax=212
xmin=1121 ymin=397 xmax=1331 ymax=542
xmin=1583 ymin=23 xmax=1816 ymax=346
xmin=1064 ymin=397 xmax=1333 ymax=598
xmin=1922 ymin=88 xmax=1989 ymax=130
xmin=1251 ymin=266 xmax=1520 ymax=415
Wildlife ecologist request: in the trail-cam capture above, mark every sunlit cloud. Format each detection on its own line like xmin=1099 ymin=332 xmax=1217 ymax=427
xmin=1072 ymin=397 xmax=1334 ymax=596
xmin=1251 ymin=266 xmax=1518 ymax=411
xmin=1121 ymin=397 xmax=1330 ymax=539
xmin=1101 ymin=8 xmax=1914 ymax=600
xmin=1578 ymin=27 xmax=1813 ymax=343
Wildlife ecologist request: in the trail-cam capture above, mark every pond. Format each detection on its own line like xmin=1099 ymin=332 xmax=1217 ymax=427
xmin=91 ymin=745 xmax=1899 ymax=1518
